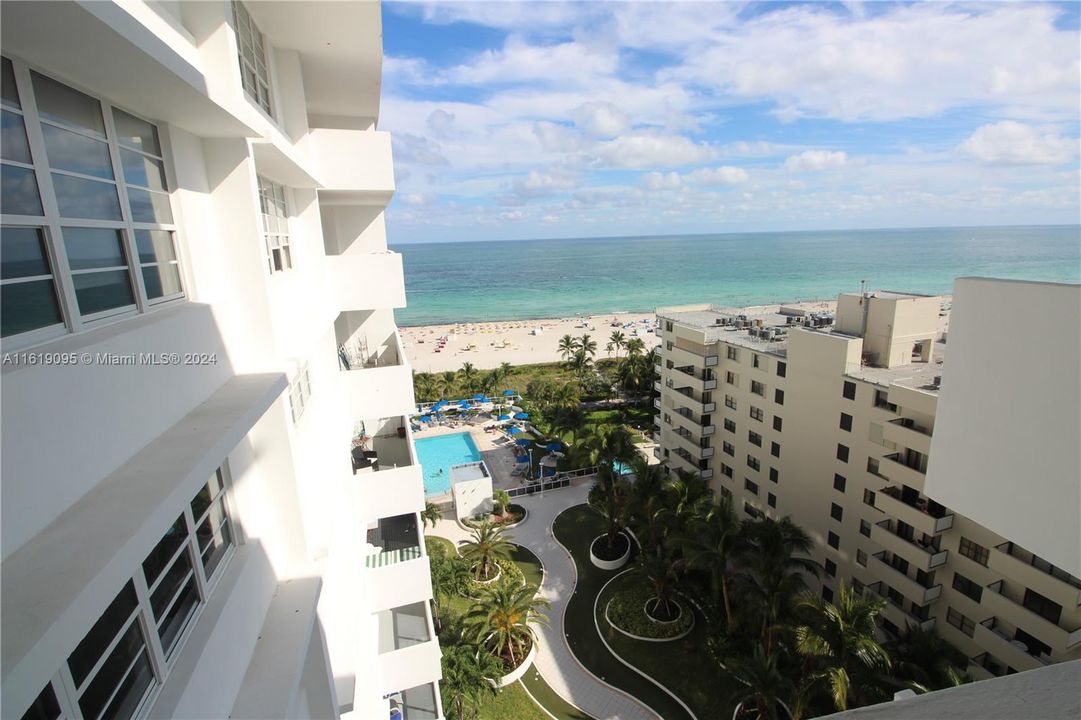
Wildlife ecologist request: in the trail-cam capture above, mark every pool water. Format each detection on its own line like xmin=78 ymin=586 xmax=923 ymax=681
xmin=415 ymin=432 xmax=483 ymax=497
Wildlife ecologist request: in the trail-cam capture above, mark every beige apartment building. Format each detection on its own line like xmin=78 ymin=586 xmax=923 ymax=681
xmin=654 ymin=277 xmax=1081 ymax=681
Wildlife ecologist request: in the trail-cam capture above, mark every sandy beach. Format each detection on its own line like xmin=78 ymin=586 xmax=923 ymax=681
xmin=401 ymin=300 xmax=844 ymax=372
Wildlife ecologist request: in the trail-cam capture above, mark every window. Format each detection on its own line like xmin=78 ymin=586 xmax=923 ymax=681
xmin=751 ymin=380 xmax=765 ymax=396
xmin=833 ymin=474 xmax=846 ymax=492
xmin=744 ymin=502 xmax=763 ymax=519
xmin=726 ymin=370 xmax=737 ymax=386
xmin=776 ymin=361 xmax=787 ymax=377
xmin=723 ymin=441 xmax=734 ymax=456
xmin=863 ymin=489 xmax=876 ymax=506
xmin=1022 ymin=589 xmax=1062 ymax=624
xmin=769 ymin=467 xmax=779 ymax=483
xmin=770 ymin=441 xmax=780 ymax=458
xmin=288 ymin=362 xmax=312 ymax=423
xmin=258 ymin=176 xmax=292 ymax=272
xmin=840 ymin=413 xmax=853 ymax=432
xmin=830 ymin=503 xmax=843 ymax=522
xmin=724 ymin=418 xmax=736 ymax=433
xmin=836 ymin=444 xmax=849 ymax=462
xmin=946 ymin=607 xmax=975 ymax=637
xmin=748 ymin=430 xmax=762 ymax=447
xmin=773 ymin=416 xmax=783 ymax=432
xmin=828 ymin=531 xmax=840 ymax=550
xmin=665 ymin=320 xmax=673 ymax=332
xmin=727 ymin=346 xmax=739 ymax=361
xmin=745 ymin=478 xmax=759 ymax=495
xmin=852 ymin=578 xmax=865 ymax=594
xmin=747 ymin=455 xmax=760 ymax=472
xmin=720 ymin=487 xmax=732 ymax=501
xmin=958 ymin=537 xmax=989 ymax=566
xmin=825 ymin=559 xmax=837 ymax=577
xmin=753 ymin=353 xmax=761 ymax=369
xmin=721 ymin=463 xmax=733 ymax=478
xmin=843 ymin=380 xmax=856 ymax=400
xmin=749 ymin=406 xmax=764 ymax=422
xmin=856 ymin=549 xmax=868 ymax=566
xmin=822 ymin=586 xmax=834 ymax=602
xmin=191 ymin=470 xmax=234 ymax=580
xmin=1 ymin=58 xmax=181 ymax=342
xmin=774 ymin=388 xmax=784 ymax=405
xmin=21 ymin=684 xmax=62 ymax=720
xmin=867 ymin=457 xmax=881 ymax=476
xmin=767 ymin=492 xmax=776 ymax=508
xmin=952 ymin=572 xmax=982 ymax=602
xmin=725 ymin=395 xmax=737 ymax=410
xmin=232 ymin=1 xmax=274 ymax=116
xmin=143 ymin=516 xmax=200 ymax=660
xmin=663 ymin=412 xmax=671 ymax=425
xmin=859 ymin=519 xmax=872 ymax=537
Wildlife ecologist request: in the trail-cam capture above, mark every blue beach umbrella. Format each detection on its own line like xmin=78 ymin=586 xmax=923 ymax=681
xmin=546 ymin=442 xmax=563 ymax=451
xmin=432 ymin=400 xmax=448 ymax=410
xmin=473 ymin=393 xmax=488 ymax=401
xmin=514 ymin=412 xmax=529 ymax=420
xmin=503 ymin=389 xmax=516 ymax=396
xmin=515 ymin=438 xmax=531 ymax=446
xmin=419 ymin=415 xmax=432 ymax=423
xmin=508 ymin=426 xmax=523 ymax=434
xmin=516 ymin=455 xmax=530 ymax=463
xmin=498 ymin=414 xmax=512 ymax=421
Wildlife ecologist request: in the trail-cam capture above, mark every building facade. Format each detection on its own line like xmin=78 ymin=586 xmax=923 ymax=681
xmin=655 ymin=278 xmax=1081 ymax=681
xmin=1 ymin=2 xmax=442 ymax=719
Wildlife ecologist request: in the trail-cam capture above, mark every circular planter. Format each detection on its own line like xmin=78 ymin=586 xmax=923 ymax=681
xmin=644 ymin=597 xmax=682 ymax=624
xmin=470 ymin=564 xmax=502 ymax=585
xmin=590 ymin=532 xmax=630 ymax=570
xmin=604 ymin=598 xmax=695 ymax=643
xmin=489 ymin=639 xmax=537 ymax=688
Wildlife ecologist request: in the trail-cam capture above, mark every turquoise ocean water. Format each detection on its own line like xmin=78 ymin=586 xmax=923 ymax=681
xmin=392 ymin=226 xmax=1080 ymax=326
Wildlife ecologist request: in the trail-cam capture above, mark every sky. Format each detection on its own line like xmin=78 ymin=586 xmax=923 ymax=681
xmin=379 ymin=1 xmax=1081 ymax=243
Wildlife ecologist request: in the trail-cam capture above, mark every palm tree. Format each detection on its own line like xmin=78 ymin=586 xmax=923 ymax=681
xmin=887 ymin=625 xmax=968 ymax=692
xmin=429 ymin=553 xmax=471 ymax=630
xmin=441 ymin=370 xmax=458 ymax=398
xmin=420 ymin=501 xmax=442 ymax=529
xmin=466 ymin=578 xmax=550 ymax=669
xmin=558 ymin=334 xmax=580 ymax=361
xmin=736 ymin=517 xmax=821 ymax=653
xmin=683 ymin=495 xmax=742 ymax=631
xmin=568 ymin=347 xmax=593 ymax=381
xmin=458 ymin=522 xmax=515 ymax=581
xmin=579 ymin=333 xmax=597 ymax=359
xmin=587 ymin=467 xmax=629 ymax=552
xmin=636 ymin=545 xmax=681 ymax=619
xmin=795 ymin=581 xmax=891 ymax=712
xmin=609 ymin=330 xmax=626 ymax=360
xmin=723 ymin=646 xmax=796 ymax=720
xmin=625 ymin=337 xmax=646 ymax=358
xmin=622 ymin=458 xmax=669 ymax=551
xmin=439 ymin=637 xmax=501 ymax=720
xmin=458 ymin=362 xmax=478 ymax=393
xmin=492 ymin=489 xmax=512 ymax=516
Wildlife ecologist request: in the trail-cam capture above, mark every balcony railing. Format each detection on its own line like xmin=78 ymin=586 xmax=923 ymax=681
xmin=992 ymin=541 xmax=1081 ymax=609
xmin=869 ymin=551 xmax=943 ymax=605
xmin=365 ymin=513 xmax=422 ymax=568
xmin=876 ymin=485 xmax=953 ymax=534
xmin=870 ymin=520 xmax=948 ymax=571
xmin=338 ymin=329 xmax=404 ymax=371
xmin=866 ymin=582 xmax=936 ymax=632
xmin=984 ymin=579 xmax=1081 ymax=652
xmin=975 ymin=617 xmax=1051 ymax=672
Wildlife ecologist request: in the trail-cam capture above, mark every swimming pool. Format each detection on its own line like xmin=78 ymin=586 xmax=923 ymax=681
xmin=415 ymin=432 xmax=483 ymax=498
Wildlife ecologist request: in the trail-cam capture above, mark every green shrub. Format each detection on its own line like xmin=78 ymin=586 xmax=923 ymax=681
xmin=605 ymin=574 xmax=693 ymax=639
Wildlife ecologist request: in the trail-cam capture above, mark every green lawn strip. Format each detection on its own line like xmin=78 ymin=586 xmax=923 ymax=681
xmin=477 ymin=681 xmax=550 ymax=720
xmin=520 ymin=668 xmax=594 ymax=720
xmin=597 ymin=575 xmax=736 ymax=717
xmin=424 ymin=535 xmax=455 ymax=558
xmin=602 ymin=572 xmax=693 ymax=639
xmin=552 ymin=506 xmax=695 ymax=720
xmin=511 ymin=544 xmax=545 ymax=588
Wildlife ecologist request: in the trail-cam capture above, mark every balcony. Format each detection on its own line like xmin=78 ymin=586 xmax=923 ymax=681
xmin=668 ymin=344 xmax=708 ymax=369
xmin=654 ymin=397 xmax=662 ymax=409
xmin=388 ymin=682 xmax=441 ymax=720
xmin=991 ymin=541 xmax=1081 ymax=610
xmin=309 ymin=128 xmax=395 ymax=203
xmin=868 ymin=552 xmax=943 ymax=605
xmin=875 ymin=485 xmax=953 ymax=535
xmin=672 ymin=389 xmax=716 ymax=416
xmin=867 ymin=582 xmax=936 ymax=632
xmin=673 ymin=407 xmax=713 ymax=434
xmin=653 ymin=380 xmax=662 ymax=392
xmin=353 ymin=418 xmax=425 ymax=523
xmin=365 ymin=513 xmax=432 ymax=611
xmin=870 ymin=520 xmax=948 ymax=571
xmin=328 ymin=251 xmax=407 ymax=311
xmin=338 ymin=330 xmax=415 ymax=420
xmin=974 ymin=617 xmax=1051 ymax=673
xmin=983 ymin=580 xmax=1081 ymax=654
xmin=969 ymin=652 xmax=1008 ymax=680
xmin=377 ymin=602 xmax=443 ymax=696
xmin=672 ymin=365 xmax=718 ymax=393
xmin=879 ymin=451 xmax=926 ymax=491
xmin=883 ymin=417 xmax=932 ymax=456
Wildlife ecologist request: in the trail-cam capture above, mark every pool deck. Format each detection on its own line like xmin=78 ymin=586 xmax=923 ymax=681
xmin=413 ymin=421 xmax=536 ymax=495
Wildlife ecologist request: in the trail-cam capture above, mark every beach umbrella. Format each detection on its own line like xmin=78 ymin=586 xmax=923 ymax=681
xmin=498 ymin=414 xmax=512 ymax=421
xmin=546 ymin=442 xmax=563 ymax=451
xmin=473 ymin=393 xmax=488 ymax=401
xmin=515 ymin=438 xmax=532 ymax=446
xmin=508 ymin=426 xmax=523 ymax=434
xmin=515 ymin=455 xmax=530 ymax=464
xmin=432 ymin=400 xmax=448 ymax=410
xmin=514 ymin=412 xmax=530 ymax=420
xmin=419 ymin=415 xmax=432 ymax=423
xmin=502 ymin=389 xmax=516 ymax=396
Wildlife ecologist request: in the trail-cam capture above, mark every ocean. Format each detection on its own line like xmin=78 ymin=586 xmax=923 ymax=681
xmin=391 ymin=225 xmax=1081 ymax=326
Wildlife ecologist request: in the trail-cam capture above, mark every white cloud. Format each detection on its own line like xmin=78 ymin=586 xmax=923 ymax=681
xmin=448 ymin=37 xmax=618 ymax=88
xmin=785 ymin=150 xmax=849 ymax=172
xmin=570 ymin=102 xmax=630 ymax=138
xmin=688 ymin=166 xmax=750 ymax=185
xmin=593 ymin=133 xmax=715 ymax=169
xmin=401 ymin=192 xmax=437 ymax=207
xmin=642 ymin=172 xmax=683 ymax=190
xmin=959 ymin=121 xmax=1076 ymax=165
xmin=498 ymin=210 xmax=528 ymax=221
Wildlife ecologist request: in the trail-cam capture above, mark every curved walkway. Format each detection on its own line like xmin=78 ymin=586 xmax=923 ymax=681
xmin=428 ymin=486 xmax=659 ymax=720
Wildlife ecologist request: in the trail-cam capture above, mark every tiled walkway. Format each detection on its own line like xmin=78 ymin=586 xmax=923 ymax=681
xmin=429 ymin=484 xmax=659 ymax=720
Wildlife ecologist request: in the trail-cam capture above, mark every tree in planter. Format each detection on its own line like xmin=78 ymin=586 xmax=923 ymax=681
xmin=723 ymin=646 xmax=796 ymax=720
xmin=587 ymin=467 xmax=630 ymax=556
xmin=794 ymin=581 xmax=892 ymax=712
xmin=466 ymin=578 xmax=550 ymax=670
xmin=635 ymin=545 xmax=681 ymax=620
xmin=458 ymin=522 xmax=515 ymax=581
xmin=440 ymin=629 xmax=501 ymax=720
xmin=622 ymin=459 xmax=669 ymax=552
xmin=420 ymin=501 xmax=442 ymax=529
xmin=683 ymin=494 xmax=743 ymax=632
xmin=887 ymin=624 xmax=969 ymax=693
xmin=492 ymin=489 xmax=512 ymax=517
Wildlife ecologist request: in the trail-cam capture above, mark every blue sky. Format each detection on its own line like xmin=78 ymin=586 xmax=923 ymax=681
xmin=379 ymin=1 xmax=1080 ymax=243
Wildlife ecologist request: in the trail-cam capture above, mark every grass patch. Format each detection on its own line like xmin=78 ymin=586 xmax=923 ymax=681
xmin=425 ymin=535 xmax=455 ymax=559
xmin=477 ymin=681 xmax=549 ymax=720
xmin=604 ymin=572 xmax=693 ymax=639
xmin=520 ymin=668 xmax=594 ymax=720
xmin=511 ymin=544 xmax=544 ymax=588
xmin=553 ymin=505 xmax=694 ymax=720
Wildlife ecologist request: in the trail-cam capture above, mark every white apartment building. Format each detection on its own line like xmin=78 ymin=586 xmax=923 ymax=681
xmin=655 ymin=277 xmax=1081 ymax=681
xmin=1 ymin=2 xmax=442 ymax=719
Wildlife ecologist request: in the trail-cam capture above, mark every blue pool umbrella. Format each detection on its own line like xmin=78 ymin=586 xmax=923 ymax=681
xmin=432 ymin=400 xmax=448 ymax=410
xmin=473 ymin=393 xmax=488 ymax=401
xmin=514 ymin=412 xmax=530 ymax=420
xmin=542 ymin=467 xmax=556 ymax=477
xmin=508 ymin=426 xmax=523 ymax=434
xmin=419 ymin=415 xmax=432 ymax=423
xmin=503 ymin=389 xmax=516 ymax=396
xmin=498 ymin=414 xmax=511 ymax=421
xmin=516 ymin=455 xmax=529 ymax=463
xmin=515 ymin=438 xmax=531 ymax=446
xmin=546 ymin=442 xmax=563 ymax=451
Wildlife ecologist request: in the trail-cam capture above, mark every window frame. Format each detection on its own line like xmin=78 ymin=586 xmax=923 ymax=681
xmin=958 ymin=537 xmax=989 ymax=567
xmin=257 ymin=175 xmax=292 ymax=274
xmin=231 ymin=1 xmax=275 ymax=118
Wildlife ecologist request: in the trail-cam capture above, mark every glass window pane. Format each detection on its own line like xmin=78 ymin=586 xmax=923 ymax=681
xmin=68 ymin=582 xmax=138 ymax=687
xmin=191 ymin=472 xmax=224 ymax=520
xmin=142 ymin=263 xmax=182 ymax=299
xmin=30 ymin=71 xmax=105 ymax=136
xmin=1 ymin=227 xmax=50 ymax=279
xmin=120 ymin=149 xmax=166 ymax=191
xmin=41 ymin=124 xmax=114 ymax=179
xmin=77 ymin=623 xmax=152 ymax=720
xmin=157 ymin=577 xmax=199 ymax=658
xmin=1 ymin=110 xmax=31 ymax=163
xmin=134 ymin=229 xmax=175 ymax=264
xmin=141 ymin=514 xmax=186 ymax=587
xmin=111 ymin=109 xmax=161 ymax=156
xmin=71 ymin=269 xmax=135 ymax=315
xmin=1 ymin=279 xmax=62 ymax=337
xmin=51 ymin=173 xmax=121 ymax=220
xmin=149 ymin=550 xmax=193 ymax=619
xmin=1 ymin=164 xmax=43 ymax=215
xmin=1 ymin=57 xmax=20 ymax=109
xmin=96 ymin=649 xmax=154 ymax=720
xmin=201 ymin=519 xmax=232 ymax=578
xmin=19 ymin=684 xmax=60 ymax=720
xmin=196 ymin=500 xmax=229 ymax=552
xmin=62 ymin=227 xmax=127 ymax=270
xmin=127 ymin=187 xmax=173 ymax=224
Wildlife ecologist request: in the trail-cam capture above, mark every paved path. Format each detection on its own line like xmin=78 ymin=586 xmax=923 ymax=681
xmin=428 ymin=486 xmax=658 ymax=719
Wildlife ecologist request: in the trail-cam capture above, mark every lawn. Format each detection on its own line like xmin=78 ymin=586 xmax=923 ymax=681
xmin=552 ymin=505 xmax=695 ymax=720
xmin=520 ymin=666 xmax=593 ymax=720
xmin=477 ymin=681 xmax=550 ymax=720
